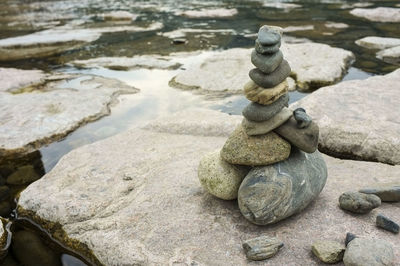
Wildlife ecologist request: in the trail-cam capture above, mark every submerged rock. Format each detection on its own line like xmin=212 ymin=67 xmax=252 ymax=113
xmin=376 ymin=214 xmax=399 ymax=234
xmin=355 ymin=36 xmax=400 ymax=50
xmin=359 ymin=183 xmax=400 ymax=202
xmin=198 ymin=150 xmax=249 ymax=200
xmin=221 ymin=125 xmax=291 ymax=166
xmin=242 ymin=236 xmax=283 ymax=261
xmin=339 ymin=192 xmax=381 ymax=214
xmin=238 ymin=148 xmax=327 ymax=225
xmin=350 ymin=7 xmax=400 ymax=23
xmin=343 ymin=238 xmax=394 ymax=266
xmin=312 ymin=240 xmax=345 ymax=264
xmin=6 ymin=165 xmax=40 ymax=185
xmin=291 ymin=69 xmax=400 ymax=165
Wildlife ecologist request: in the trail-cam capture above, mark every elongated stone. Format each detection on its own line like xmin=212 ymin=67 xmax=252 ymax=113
xmin=249 ymin=60 xmax=291 ymax=88
xmin=244 ymin=80 xmax=288 ymax=105
xmin=339 ymin=192 xmax=381 ymax=214
xmin=257 ymin=25 xmax=282 ymax=45
xmin=251 ymin=49 xmax=283 ymax=74
xmin=242 ymin=93 xmax=289 ymax=122
xmin=243 ymin=236 xmax=284 ymax=261
xmin=359 ymin=183 xmax=400 ymax=202
xmin=255 ymin=39 xmax=281 ymax=54
xmin=376 ymin=214 xmax=399 ymax=234
xmin=198 ymin=150 xmax=249 ymax=200
xmin=274 ymin=117 xmax=319 ymax=153
xmin=238 ymin=147 xmax=327 ymax=225
xmin=242 ymin=107 xmax=292 ymax=136
xmin=220 ymin=125 xmax=290 ymax=166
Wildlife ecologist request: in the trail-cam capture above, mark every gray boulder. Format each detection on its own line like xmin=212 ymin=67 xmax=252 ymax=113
xmin=238 ymin=148 xmax=327 ymax=225
xmin=343 ymin=238 xmax=394 ymax=266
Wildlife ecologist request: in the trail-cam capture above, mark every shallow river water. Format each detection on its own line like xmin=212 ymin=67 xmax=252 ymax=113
xmin=0 ymin=0 xmax=399 ymax=265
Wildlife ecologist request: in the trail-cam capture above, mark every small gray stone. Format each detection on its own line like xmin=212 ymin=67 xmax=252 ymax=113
xmin=376 ymin=214 xmax=399 ymax=234
xmin=293 ymin=108 xmax=312 ymax=129
xmin=274 ymin=117 xmax=319 ymax=153
xmin=249 ymin=60 xmax=291 ymax=88
xmin=343 ymin=238 xmax=394 ymax=266
xmin=312 ymin=240 xmax=345 ymax=264
xmin=198 ymin=150 xmax=249 ymax=200
xmin=345 ymin=233 xmax=357 ymax=246
xmin=251 ymin=49 xmax=283 ymax=73
xmin=242 ymin=107 xmax=292 ymax=136
xmin=238 ymin=147 xmax=327 ymax=225
xmin=255 ymin=39 xmax=281 ymax=54
xmin=359 ymin=183 xmax=400 ymax=202
xmin=257 ymin=25 xmax=282 ymax=46
xmin=339 ymin=192 xmax=381 ymax=214
xmin=242 ymin=93 xmax=289 ymax=122
xmin=242 ymin=236 xmax=284 ymax=261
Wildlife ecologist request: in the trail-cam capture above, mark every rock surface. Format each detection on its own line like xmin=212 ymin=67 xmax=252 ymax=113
xmin=359 ymin=183 xmax=400 ymax=202
xmin=242 ymin=94 xmax=289 ymax=122
xmin=345 ymin=233 xmax=357 ymax=246
xmin=339 ymin=192 xmax=381 ymax=214
xmin=100 ymin=11 xmax=138 ymax=21
xmin=312 ymin=240 xmax=345 ymax=264
xmin=343 ymin=238 xmax=395 ymax=266
xmin=170 ymin=43 xmax=354 ymax=94
xmin=274 ymin=117 xmax=319 ymax=153
xmin=244 ymin=80 xmax=288 ymax=105
xmin=198 ymin=150 xmax=249 ymax=200
xmin=242 ymin=107 xmax=292 ymax=136
xmin=238 ymin=148 xmax=327 ymax=225
xmin=355 ymin=36 xmax=400 ymax=50
xmin=291 ymin=69 xmax=400 ymax=165
xmin=376 ymin=214 xmax=399 ymax=234
xmin=221 ymin=126 xmax=291 ymax=166
xmin=0 ymin=74 xmax=139 ymax=156
xmin=17 ymin=109 xmax=400 ymax=265
xmin=0 ymin=68 xmax=47 ymax=92
xmin=177 ymin=8 xmax=238 ymax=18
xmin=249 ymin=60 xmax=291 ymax=88
xmin=251 ymin=50 xmax=283 ymax=74
xmin=242 ymin=236 xmax=283 ymax=261
xmin=6 ymin=165 xmax=40 ymax=185
xmin=350 ymin=7 xmax=400 ymax=23
xmin=377 ymin=46 xmax=400 ymax=65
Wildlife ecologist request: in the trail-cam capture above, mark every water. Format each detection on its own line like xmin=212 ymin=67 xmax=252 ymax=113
xmin=0 ymin=0 xmax=398 ymax=265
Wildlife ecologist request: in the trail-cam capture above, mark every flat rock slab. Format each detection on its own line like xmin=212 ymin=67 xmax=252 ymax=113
xmin=0 ymin=74 xmax=139 ymax=157
xmin=291 ymin=69 xmax=400 ymax=165
xmin=18 ymin=109 xmax=400 ymax=266
xmin=355 ymin=36 xmax=400 ymax=50
xmin=0 ymin=23 xmax=163 ymax=61
xmin=176 ymin=8 xmax=238 ymax=18
xmin=0 ymin=68 xmax=47 ymax=92
xmin=170 ymin=43 xmax=353 ymax=93
xmin=350 ymin=7 xmax=400 ymax=23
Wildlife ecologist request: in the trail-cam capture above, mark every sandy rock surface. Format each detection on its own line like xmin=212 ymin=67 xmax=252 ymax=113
xmin=18 ymin=109 xmax=400 ymax=266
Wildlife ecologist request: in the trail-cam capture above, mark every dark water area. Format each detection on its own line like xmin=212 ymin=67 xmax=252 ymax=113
xmin=0 ymin=0 xmax=399 ymax=265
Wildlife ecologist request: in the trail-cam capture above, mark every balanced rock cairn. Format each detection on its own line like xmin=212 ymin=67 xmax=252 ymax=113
xmin=198 ymin=25 xmax=328 ymax=225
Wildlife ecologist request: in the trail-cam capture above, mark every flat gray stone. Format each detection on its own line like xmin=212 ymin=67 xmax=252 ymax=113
xmin=221 ymin=125 xmax=291 ymax=166
xmin=377 ymin=46 xmax=400 ymax=65
xmin=251 ymin=49 xmax=283 ymax=74
xmin=350 ymin=7 xmax=400 ymax=23
xmin=255 ymin=39 xmax=281 ymax=54
xmin=249 ymin=60 xmax=291 ymax=88
xmin=291 ymin=69 xmax=400 ymax=165
xmin=359 ymin=183 xmax=400 ymax=202
xmin=355 ymin=36 xmax=400 ymax=50
xmin=238 ymin=148 xmax=327 ymax=225
xmin=376 ymin=214 xmax=399 ymax=234
xmin=242 ymin=236 xmax=283 ymax=261
xmin=198 ymin=150 xmax=249 ymax=200
xmin=0 ymin=75 xmax=139 ymax=156
xmin=339 ymin=192 xmax=381 ymax=214
xmin=17 ymin=109 xmax=400 ymax=265
xmin=312 ymin=240 xmax=345 ymax=264
xmin=274 ymin=117 xmax=319 ymax=153
xmin=242 ymin=107 xmax=292 ymax=136
xmin=343 ymin=238 xmax=395 ymax=266
xmin=257 ymin=25 xmax=281 ymax=46
xmin=242 ymin=93 xmax=289 ymax=122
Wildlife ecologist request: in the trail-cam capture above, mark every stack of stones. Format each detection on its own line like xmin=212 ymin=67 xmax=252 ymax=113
xmin=198 ymin=25 xmax=328 ymax=226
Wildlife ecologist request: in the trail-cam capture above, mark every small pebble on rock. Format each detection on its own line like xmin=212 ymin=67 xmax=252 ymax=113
xmin=345 ymin=233 xmax=357 ymax=246
xmin=293 ymin=108 xmax=312 ymax=128
xmin=312 ymin=240 xmax=345 ymax=264
xmin=242 ymin=236 xmax=284 ymax=261
xmin=339 ymin=191 xmax=381 ymax=214
xmin=376 ymin=214 xmax=399 ymax=234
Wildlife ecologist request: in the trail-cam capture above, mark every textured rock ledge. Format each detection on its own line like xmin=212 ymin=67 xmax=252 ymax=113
xmin=169 ymin=42 xmax=354 ymax=93
xmin=292 ymin=69 xmax=400 ymax=165
xmin=18 ymin=109 xmax=400 ymax=265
